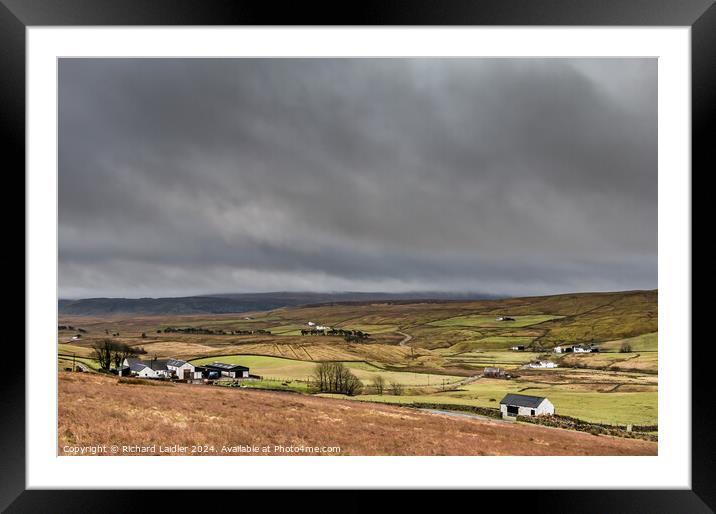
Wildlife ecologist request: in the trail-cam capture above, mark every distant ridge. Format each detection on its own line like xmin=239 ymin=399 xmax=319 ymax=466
xmin=58 ymin=291 xmax=499 ymax=316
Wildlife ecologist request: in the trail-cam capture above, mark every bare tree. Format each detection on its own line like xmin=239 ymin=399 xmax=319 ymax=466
xmin=372 ymin=375 xmax=386 ymax=395
xmin=313 ymin=362 xmax=363 ymax=396
xmin=112 ymin=342 xmax=137 ymax=368
xmin=91 ymin=339 xmax=114 ymax=370
xmin=389 ymin=381 xmax=404 ymax=396
xmin=619 ymin=342 xmax=632 ymax=353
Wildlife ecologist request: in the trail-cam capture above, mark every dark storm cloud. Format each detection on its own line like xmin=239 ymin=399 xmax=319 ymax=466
xmin=58 ymin=58 xmax=657 ymax=298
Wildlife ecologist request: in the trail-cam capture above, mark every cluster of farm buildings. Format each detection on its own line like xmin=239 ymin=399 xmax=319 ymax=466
xmin=117 ymin=358 xmax=251 ymax=382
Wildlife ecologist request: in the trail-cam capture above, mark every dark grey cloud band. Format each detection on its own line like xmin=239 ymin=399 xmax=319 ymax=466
xmin=59 ymin=58 xmax=656 ymax=298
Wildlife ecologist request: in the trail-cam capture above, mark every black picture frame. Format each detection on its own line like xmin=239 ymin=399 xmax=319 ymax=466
xmin=4 ymin=0 xmax=711 ymax=511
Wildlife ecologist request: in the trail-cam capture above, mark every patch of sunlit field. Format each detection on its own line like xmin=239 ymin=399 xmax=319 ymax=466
xmin=598 ymin=332 xmax=658 ymax=352
xmin=58 ymin=343 xmax=96 ymax=358
xmin=558 ymin=352 xmax=658 ymax=373
xmin=58 ymin=355 xmax=101 ymax=371
xmin=442 ymin=350 xmax=541 ymax=370
xmin=190 ymin=354 xmax=462 ymax=386
xmin=428 ymin=314 xmax=564 ymax=329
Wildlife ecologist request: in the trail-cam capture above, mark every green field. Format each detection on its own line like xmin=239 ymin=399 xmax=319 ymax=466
xmin=189 ymin=354 xmax=463 ymax=386
xmin=558 ymin=351 xmax=658 ymax=373
xmin=218 ymin=378 xmax=311 ymax=393
xmin=598 ymin=332 xmax=658 ymax=352
xmin=269 ymin=324 xmax=306 ymax=335
xmin=429 ymin=314 xmax=563 ymax=328
xmin=442 ymin=350 xmax=545 ymax=369
xmin=58 ymin=355 xmax=102 ymax=371
xmin=445 ymin=336 xmax=537 ymax=353
xmin=329 ymin=379 xmax=657 ymax=425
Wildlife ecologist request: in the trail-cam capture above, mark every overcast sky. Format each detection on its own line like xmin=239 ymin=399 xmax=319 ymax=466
xmin=59 ymin=58 xmax=657 ymax=299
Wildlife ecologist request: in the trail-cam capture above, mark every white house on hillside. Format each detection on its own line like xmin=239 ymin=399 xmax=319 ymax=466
xmin=124 ymin=358 xmax=172 ymax=379
xmin=500 ymin=393 xmax=555 ymax=418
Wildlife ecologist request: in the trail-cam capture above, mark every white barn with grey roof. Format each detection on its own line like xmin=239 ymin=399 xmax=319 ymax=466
xmin=500 ymin=393 xmax=554 ymax=418
xmin=165 ymin=358 xmax=202 ymax=379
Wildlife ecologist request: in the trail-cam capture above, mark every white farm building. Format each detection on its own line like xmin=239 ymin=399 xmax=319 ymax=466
xmin=500 ymin=393 xmax=555 ymax=418
xmin=166 ymin=359 xmax=203 ymax=380
xmin=124 ymin=358 xmax=172 ymax=379
xmin=526 ymin=360 xmax=558 ymax=369
xmin=123 ymin=358 xmax=203 ymax=380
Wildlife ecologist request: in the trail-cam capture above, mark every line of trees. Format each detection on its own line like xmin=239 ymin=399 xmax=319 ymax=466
xmin=369 ymin=375 xmax=403 ymax=395
xmin=300 ymin=328 xmax=370 ymax=342
xmin=161 ymin=326 xmax=271 ymax=335
xmin=312 ymin=362 xmax=363 ymax=396
xmin=91 ymin=339 xmax=144 ymax=371
xmin=58 ymin=325 xmax=85 ymax=331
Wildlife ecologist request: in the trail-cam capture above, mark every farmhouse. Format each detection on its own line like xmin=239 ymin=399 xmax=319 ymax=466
xmin=572 ymin=344 xmax=598 ymax=353
xmin=204 ymin=362 xmax=250 ymax=379
xmin=500 ymin=393 xmax=555 ymax=418
xmin=124 ymin=358 xmax=172 ymax=379
xmin=510 ymin=345 xmax=525 ymax=351
xmin=553 ymin=345 xmax=573 ymax=354
xmin=496 ymin=316 xmax=515 ymax=321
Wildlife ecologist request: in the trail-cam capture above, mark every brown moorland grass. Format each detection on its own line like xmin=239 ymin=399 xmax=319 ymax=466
xmin=58 ymin=372 xmax=656 ymax=456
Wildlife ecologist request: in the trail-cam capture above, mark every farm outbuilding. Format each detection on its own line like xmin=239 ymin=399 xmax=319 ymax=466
xmin=166 ymin=358 xmax=202 ymax=380
xmin=483 ymin=367 xmax=511 ymax=378
xmin=526 ymin=360 xmax=558 ymax=369
xmin=204 ymin=362 xmax=250 ymax=379
xmin=571 ymin=344 xmax=598 ymax=353
xmin=500 ymin=393 xmax=554 ymax=418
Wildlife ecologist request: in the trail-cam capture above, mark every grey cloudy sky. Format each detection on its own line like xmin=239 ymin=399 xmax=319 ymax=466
xmin=59 ymin=58 xmax=657 ymax=299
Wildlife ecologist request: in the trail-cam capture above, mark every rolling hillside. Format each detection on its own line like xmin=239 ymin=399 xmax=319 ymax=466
xmin=58 ymin=372 xmax=657 ymax=456
xmin=58 ymin=291 xmax=496 ymax=316
xmin=58 ymin=289 xmax=658 ymax=430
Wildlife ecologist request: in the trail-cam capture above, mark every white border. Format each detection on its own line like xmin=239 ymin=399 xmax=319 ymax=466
xmin=27 ymin=27 xmax=690 ymax=489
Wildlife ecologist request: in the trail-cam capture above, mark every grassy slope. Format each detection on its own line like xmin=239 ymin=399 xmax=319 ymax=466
xmin=58 ymin=372 xmax=656 ymax=456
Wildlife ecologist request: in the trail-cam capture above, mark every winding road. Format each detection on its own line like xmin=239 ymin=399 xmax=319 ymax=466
xmin=396 ymin=331 xmax=413 ymax=346
xmin=395 ymin=330 xmax=482 ymax=388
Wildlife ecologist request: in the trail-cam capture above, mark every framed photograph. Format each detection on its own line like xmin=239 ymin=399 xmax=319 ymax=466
xmin=5 ymin=0 xmax=711 ymax=510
